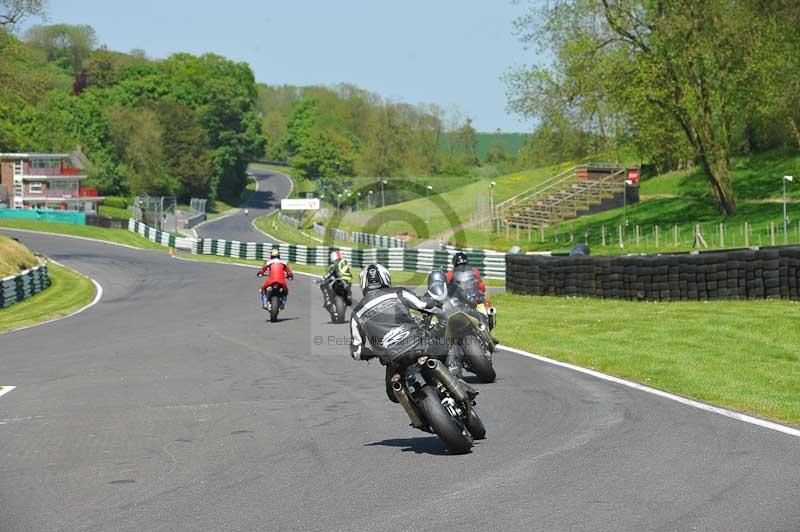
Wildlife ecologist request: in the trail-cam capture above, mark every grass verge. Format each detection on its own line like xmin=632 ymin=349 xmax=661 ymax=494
xmin=0 ymin=219 xmax=164 ymax=249
xmin=494 ymin=293 xmax=800 ymax=426
xmin=0 ymin=235 xmax=38 ymax=276
xmin=0 ymin=262 xmax=96 ymax=333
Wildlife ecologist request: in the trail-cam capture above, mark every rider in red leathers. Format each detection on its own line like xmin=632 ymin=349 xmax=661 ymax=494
xmin=257 ymin=248 xmax=294 ymax=309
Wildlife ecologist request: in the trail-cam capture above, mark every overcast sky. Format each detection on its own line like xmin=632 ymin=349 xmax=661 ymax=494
xmin=25 ymin=0 xmax=540 ymax=132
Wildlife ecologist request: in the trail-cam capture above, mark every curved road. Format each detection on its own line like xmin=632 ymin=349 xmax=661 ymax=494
xmin=1 ymin=230 xmax=799 ymax=532
xmin=195 ymin=166 xmax=293 ymax=243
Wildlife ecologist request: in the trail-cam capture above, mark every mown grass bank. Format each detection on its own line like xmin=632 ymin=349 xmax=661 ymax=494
xmin=0 ymin=235 xmax=38 ymax=276
xmin=0 ymin=262 xmax=96 ymax=333
xmin=494 ymin=293 xmax=800 ymax=426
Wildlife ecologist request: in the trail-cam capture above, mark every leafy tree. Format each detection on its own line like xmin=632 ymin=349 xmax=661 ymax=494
xmin=508 ymin=0 xmax=800 ymax=215
xmin=24 ymin=23 xmax=96 ymax=74
xmin=359 ymin=104 xmax=409 ymax=176
xmin=292 ymin=129 xmax=356 ymax=197
xmin=0 ymin=0 xmax=45 ymax=28
xmin=283 ymin=98 xmax=317 ymax=157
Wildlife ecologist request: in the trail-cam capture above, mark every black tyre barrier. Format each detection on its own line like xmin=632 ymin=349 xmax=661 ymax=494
xmin=506 ymin=246 xmax=800 ymax=301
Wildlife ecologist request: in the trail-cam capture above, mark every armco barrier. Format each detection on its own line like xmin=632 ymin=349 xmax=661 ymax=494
xmin=128 ymin=219 xmax=506 ymax=279
xmin=0 ymin=261 xmax=50 ymax=309
xmin=352 ymin=231 xmax=406 ymax=249
xmin=506 ymin=246 xmax=800 ymax=301
xmin=0 ymin=208 xmax=86 ymax=225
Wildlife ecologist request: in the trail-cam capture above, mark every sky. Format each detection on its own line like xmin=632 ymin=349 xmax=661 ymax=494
xmin=23 ymin=0 xmax=540 ymax=132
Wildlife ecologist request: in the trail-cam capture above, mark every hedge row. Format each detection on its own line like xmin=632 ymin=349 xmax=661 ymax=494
xmin=506 ymin=247 xmax=800 ymax=301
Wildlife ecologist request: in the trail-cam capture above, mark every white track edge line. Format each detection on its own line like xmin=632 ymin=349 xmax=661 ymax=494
xmin=498 ymin=344 xmax=800 ymax=438
xmin=0 ymin=261 xmax=104 ymax=336
xmin=0 ymin=386 xmax=16 ymax=399
xmin=0 ymin=227 xmax=147 ymax=250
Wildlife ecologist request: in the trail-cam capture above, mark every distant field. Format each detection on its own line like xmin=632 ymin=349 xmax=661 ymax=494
xmin=440 ymin=132 xmax=528 ymax=158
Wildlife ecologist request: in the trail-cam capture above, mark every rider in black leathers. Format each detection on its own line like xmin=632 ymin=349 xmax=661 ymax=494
xmin=350 ymin=263 xmax=470 ymax=407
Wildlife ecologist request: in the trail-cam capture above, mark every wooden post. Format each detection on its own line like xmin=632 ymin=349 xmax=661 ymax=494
xmin=601 ymin=225 xmax=606 ymax=247
xmin=719 ymin=223 xmax=724 ymax=248
xmin=516 ymin=225 xmax=520 ymax=241
xmin=528 ymin=225 xmax=531 ymax=241
xmin=618 ymin=225 xmax=624 ymax=248
xmin=770 ymin=222 xmax=776 ymax=246
xmin=744 ymin=222 xmax=749 ymax=247
xmin=636 ymin=225 xmax=640 ymax=246
xmin=655 ymin=225 xmax=660 ymax=248
xmin=673 ymin=224 xmax=678 ymax=247
xmin=506 ymin=224 xmax=509 ymax=240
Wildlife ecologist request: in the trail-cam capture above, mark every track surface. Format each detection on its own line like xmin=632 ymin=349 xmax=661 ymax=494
xmin=1 ymin=231 xmax=799 ymax=532
xmin=195 ymin=166 xmax=292 ymax=243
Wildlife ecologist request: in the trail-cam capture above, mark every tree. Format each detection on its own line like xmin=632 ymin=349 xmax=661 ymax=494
xmin=154 ymin=100 xmax=212 ymax=201
xmin=0 ymin=0 xmax=45 ymax=28
xmin=283 ymin=98 xmax=317 ymax=157
xmin=106 ymin=105 xmax=176 ymax=196
xmin=508 ymin=0 xmax=787 ymax=215
xmin=359 ymin=104 xmax=409 ymax=176
xmin=451 ymin=117 xmax=480 ymax=166
xmin=292 ymin=129 xmax=355 ymax=196
xmin=24 ymin=23 xmax=96 ymax=73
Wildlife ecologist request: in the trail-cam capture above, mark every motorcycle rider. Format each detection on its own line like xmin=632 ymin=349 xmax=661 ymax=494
xmin=424 ymin=269 xmax=468 ymax=377
xmin=257 ymin=248 xmax=294 ymax=309
xmin=446 ymin=251 xmax=493 ymax=309
xmin=349 ymin=264 xmax=476 ymax=410
xmin=319 ymin=249 xmax=353 ymax=309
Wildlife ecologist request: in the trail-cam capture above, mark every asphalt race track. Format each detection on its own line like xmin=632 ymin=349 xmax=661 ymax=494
xmin=195 ymin=167 xmax=292 ymax=243
xmin=1 ymin=230 xmax=799 ymax=532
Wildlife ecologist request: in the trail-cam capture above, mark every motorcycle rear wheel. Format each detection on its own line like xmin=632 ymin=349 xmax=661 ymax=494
xmin=333 ymin=296 xmax=346 ymax=323
xmin=464 ymin=337 xmax=496 ymax=383
xmin=270 ymin=295 xmax=279 ymax=323
xmin=419 ymin=385 xmax=473 ymax=454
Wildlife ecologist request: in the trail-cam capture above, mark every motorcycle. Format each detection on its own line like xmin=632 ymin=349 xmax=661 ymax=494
xmin=315 ymin=277 xmax=352 ymax=323
xmin=258 ymin=273 xmax=291 ymax=323
xmin=391 ymin=353 xmax=486 ymax=454
xmin=421 ymin=295 xmax=497 ymax=383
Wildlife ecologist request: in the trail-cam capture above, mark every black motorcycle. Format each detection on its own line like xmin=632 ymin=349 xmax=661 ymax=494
xmin=391 ymin=354 xmax=486 ymax=454
xmin=316 ymin=278 xmax=352 ymax=323
xmin=421 ymin=295 xmax=496 ymax=383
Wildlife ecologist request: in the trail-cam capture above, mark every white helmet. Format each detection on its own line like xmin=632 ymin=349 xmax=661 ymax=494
xmin=330 ymin=249 xmax=343 ymax=263
xmin=360 ymin=263 xmax=391 ymax=294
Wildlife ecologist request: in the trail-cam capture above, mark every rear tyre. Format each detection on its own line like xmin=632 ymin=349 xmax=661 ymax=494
xmin=419 ymin=385 xmax=472 ymax=454
xmin=334 ymin=296 xmax=346 ymax=323
xmin=270 ymin=295 xmax=279 ymax=323
xmin=464 ymin=337 xmax=496 ymax=383
xmin=465 ymin=407 xmax=486 ymax=440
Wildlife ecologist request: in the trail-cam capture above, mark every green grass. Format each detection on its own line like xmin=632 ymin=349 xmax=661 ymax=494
xmin=495 ymin=293 xmax=800 ymax=426
xmin=0 ymin=219 xmax=165 ymax=249
xmin=0 ymin=235 xmax=38 ymax=276
xmin=330 ymin=162 xmax=572 ymax=241
xmin=97 ymin=204 xmax=131 ymax=219
xmin=0 ymin=262 xmax=96 ymax=333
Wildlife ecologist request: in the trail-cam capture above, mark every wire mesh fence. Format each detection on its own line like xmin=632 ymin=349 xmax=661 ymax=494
xmin=132 ymin=196 xmax=177 ymax=232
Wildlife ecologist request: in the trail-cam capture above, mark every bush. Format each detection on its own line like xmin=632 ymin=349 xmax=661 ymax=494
xmin=102 ymin=196 xmax=131 ymax=209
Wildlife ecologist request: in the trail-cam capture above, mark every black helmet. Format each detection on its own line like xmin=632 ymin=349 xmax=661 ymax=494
xmin=426 ymin=269 xmax=448 ymax=302
xmin=452 ymin=252 xmax=468 ymax=267
xmin=359 ymin=263 xmax=391 ymax=294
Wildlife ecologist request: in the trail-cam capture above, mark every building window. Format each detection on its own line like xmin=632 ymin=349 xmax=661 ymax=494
xmin=30 ymin=158 xmax=60 ymax=169
xmin=29 ymin=182 xmax=43 ymax=194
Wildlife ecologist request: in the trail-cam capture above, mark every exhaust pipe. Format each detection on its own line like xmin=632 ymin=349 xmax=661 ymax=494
xmin=392 ymin=381 xmax=427 ymax=429
xmin=486 ymin=306 xmax=496 ymax=328
xmin=425 ymin=358 xmax=471 ymax=404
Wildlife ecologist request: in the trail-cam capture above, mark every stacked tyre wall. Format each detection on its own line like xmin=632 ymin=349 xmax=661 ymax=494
xmin=506 ymin=247 xmax=800 ymax=301
xmin=0 ymin=261 xmax=50 ymax=309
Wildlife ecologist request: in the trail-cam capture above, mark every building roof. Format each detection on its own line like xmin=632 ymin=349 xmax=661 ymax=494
xmin=0 ymin=146 xmax=88 ymax=169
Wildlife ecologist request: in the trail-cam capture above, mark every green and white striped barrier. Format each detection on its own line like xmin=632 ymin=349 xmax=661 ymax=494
xmin=352 ymin=231 xmax=406 ymax=248
xmin=129 ymin=219 xmax=505 ymax=279
xmin=0 ymin=261 xmax=50 ymax=309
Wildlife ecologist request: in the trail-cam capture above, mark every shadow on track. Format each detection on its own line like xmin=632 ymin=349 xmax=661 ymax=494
xmin=365 ymin=436 xmax=451 ymax=456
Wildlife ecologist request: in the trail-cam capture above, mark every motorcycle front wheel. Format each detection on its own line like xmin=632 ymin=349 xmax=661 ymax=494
xmin=419 ymin=385 xmax=473 ymax=454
